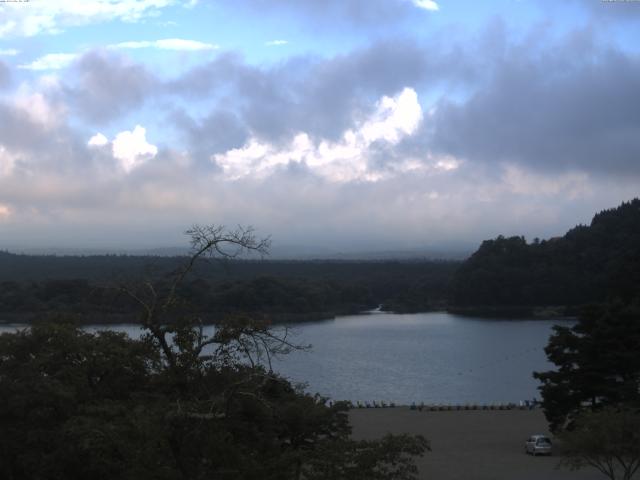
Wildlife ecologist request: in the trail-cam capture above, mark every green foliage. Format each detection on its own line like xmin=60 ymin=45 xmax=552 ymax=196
xmin=559 ymin=407 xmax=640 ymax=480
xmin=0 ymin=225 xmax=429 ymax=479
xmin=0 ymin=321 xmax=158 ymax=480
xmin=0 ymin=261 xmax=457 ymax=322
xmin=533 ymin=301 xmax=640 ymax=432
xmin=452 ymin=199 xmax=640 ymax=308
xmin=0 ymin=319 xmax=428 ymax=479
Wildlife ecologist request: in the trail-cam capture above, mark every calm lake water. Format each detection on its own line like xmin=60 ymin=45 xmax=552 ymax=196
xmin=0 ymin=311 xmax=569 ymax=405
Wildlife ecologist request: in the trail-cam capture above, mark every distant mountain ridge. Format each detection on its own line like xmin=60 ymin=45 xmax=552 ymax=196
xmin=451 ymin=199 xmax=640 ymax=309
xmin=1 ymin=245 xmax=471 ymax=261
xmin=0 ymin=253 xmax=458 ymax=324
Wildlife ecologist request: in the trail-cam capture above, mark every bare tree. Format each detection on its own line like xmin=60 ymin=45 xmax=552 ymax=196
xmin=0 ymin=224 xmax=429 ymax=480
xmin=119 ymin=224 xmax=305 ymax=372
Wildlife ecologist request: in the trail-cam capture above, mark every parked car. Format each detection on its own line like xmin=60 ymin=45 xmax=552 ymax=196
xmin=525 ymin=435 xmax=552 ymax=456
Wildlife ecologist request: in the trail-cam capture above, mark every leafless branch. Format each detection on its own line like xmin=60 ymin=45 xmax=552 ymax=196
xmin=163 ymin=225 xmax=270 ymax=311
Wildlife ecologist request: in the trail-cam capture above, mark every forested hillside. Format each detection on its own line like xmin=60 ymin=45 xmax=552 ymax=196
xmin=3 ymin=199 xmax=639 ymax=322
xmin=0 ymin=255 xmax=457 ymax=323
xmin=452 ymin=199 xmax=640 ymax=310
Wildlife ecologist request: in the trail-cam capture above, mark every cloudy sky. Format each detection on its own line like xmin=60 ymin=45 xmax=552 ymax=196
xmin=0 ymin=0 xmax=639 ymax=254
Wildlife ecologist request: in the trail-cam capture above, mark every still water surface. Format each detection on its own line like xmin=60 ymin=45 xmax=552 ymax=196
xmin=1 ymin=312 xmax=569 ymax=404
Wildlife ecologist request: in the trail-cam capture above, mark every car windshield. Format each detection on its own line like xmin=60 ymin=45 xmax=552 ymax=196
xmin=536 ymin=438 xmax=551 ymax=445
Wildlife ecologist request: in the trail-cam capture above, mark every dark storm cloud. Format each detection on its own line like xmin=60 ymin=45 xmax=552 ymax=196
xmin=170 ymin=107 xmax=248 ymax=164
xmin=3 ymin=16 xmax=640 ymax=252
xmin=429 ymin=33 xmax=640 ymax=176
xmin=0 ymin=99 xmax=100 ymax=177
xmin=287 ymin=39 xmax=442 ymax=140
xmin=67 ymin=50 xmax=158 ymax=124
xmin=169 ymin=38 xmax=474 ymax=148
xmin=0 ymin=102 xmax=53 ymax=153
xmin=167 ymin=52 xmax=244 ymax=97
xmin=165 ymin=27 xmax=640 ymax=179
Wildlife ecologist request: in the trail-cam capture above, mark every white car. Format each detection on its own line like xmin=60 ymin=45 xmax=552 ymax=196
xmin=525 ymin=435 xmax=552 ymax=456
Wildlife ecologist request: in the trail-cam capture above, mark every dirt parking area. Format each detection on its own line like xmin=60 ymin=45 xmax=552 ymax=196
xmin=349 ymin=408 xmax=605 ymax=480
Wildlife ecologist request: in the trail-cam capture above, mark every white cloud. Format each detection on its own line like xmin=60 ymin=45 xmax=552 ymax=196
xmin=502 ymin=165 xmax=589 ymax=199
xmin=0 ymin=48 xmax=18 ymax=56
xmin=111 ymin=38 xmax=218 ymax=51
xmin=266 ymin=40 xmax=288 ymax=46
xmin=214 ymin=88 xmax=425 ymax=182
xmin=88 ymin=133 xmax=109 ymax=147
xmin=0 ymin=145 xmax=18 ymax=177
xmin=13 ymin=92 xmax=65 ymax=130
xmin=435 ymin=156 xmax=460 ymax=171
xmin=360 ymin=87 xmax=422 ymax=143
xmin=18 ymin=53 xmax=77 ymax=71
xmin=0 ymin=21 xmax=17 ymax=37
xmin=412 ymin=0 xmax=439 ymax=11
xmin=0 ymin=203 xmax=10 ymax=220
xmin=0 ymin=1 xmax=175 ymax=37
xmin=112 ymin=125 xmax=158 ymax=172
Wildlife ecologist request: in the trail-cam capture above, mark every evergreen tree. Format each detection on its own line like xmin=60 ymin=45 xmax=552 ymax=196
xmin=534 ymin=301 xmax=640 ymax=432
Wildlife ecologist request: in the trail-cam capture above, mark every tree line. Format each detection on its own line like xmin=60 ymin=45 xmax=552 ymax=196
xmin=452 ymin=199 xmax=640 ymax=311
xmin=0 ymin=257 xmax=457 ymax=323
xmin=3 ymin=200 xmax=640 ymax=323
xmin=0 ymin=226 xmax=429 ymax=480
xmin=2 ymin=200 xmax=640 ymax=478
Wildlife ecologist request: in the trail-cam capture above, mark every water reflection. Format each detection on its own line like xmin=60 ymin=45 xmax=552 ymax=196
xmin=0 ymin=312 xmax=571 ymax=404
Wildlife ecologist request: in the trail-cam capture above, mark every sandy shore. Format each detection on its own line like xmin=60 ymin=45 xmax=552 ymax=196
xmin=349 ymin=408 xmax=605 ymax=480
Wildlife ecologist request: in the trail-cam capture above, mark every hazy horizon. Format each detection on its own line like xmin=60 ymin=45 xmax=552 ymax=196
xmin=1 ymin=1 xmax=639 ymax=251
xmin=2 ymin=240 xmax=475 ymax=260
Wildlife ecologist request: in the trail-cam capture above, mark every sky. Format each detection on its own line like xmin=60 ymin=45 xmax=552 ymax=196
xmin=0 ymin=0 xmax=639 ymax=254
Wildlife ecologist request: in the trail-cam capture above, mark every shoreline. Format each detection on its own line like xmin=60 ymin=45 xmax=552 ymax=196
xmin=0 ymin=305 xmax=578 ymax=326
xmin=348 ymin=402 xmax=540 ymax=411
xmin=446 ymin=305 xmax=579 ymax=320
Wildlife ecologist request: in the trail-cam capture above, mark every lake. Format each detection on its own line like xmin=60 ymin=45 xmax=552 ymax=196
xmin=0 ymin=311 xmax=569 ymax=405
